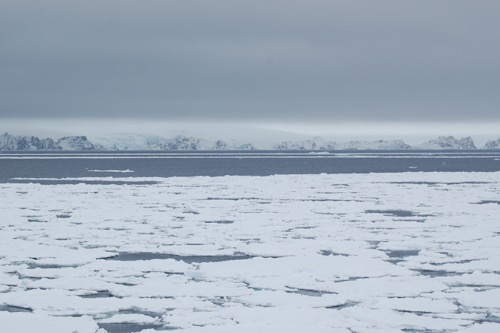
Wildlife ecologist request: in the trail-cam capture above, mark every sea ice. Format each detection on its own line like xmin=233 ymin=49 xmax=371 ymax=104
xmin=0 ymin=172 xmax=498 ymax=332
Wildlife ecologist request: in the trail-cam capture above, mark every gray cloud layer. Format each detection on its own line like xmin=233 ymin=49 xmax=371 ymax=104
xmin=1 ymin=0 xmax=499 ymax=122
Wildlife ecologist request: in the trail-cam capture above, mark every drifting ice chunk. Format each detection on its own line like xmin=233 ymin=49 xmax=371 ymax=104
xmin=0 ymin=312 xmax=102 ymax=333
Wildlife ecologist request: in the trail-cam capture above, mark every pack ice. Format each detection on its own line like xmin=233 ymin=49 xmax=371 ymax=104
xmin=0 ymin=172 xmax=499 ymax=332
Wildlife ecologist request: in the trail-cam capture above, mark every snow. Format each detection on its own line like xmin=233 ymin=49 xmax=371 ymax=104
xmin=4 ymin=131 xmax=500 ymax=151
xmin=87 ymin=169 xmax=135 ymax=173
xmin=484 ymin=138 xmax=500 ymax=150
xmin=414 ymin=136 xmax=477 ymax=150
xmin=274 ymin=138 xmax=412 ymax=150
xmin=0 ymin=312 xmax=103 ymax=333
xmin=0 ymin=172 xmax=499 ymax=332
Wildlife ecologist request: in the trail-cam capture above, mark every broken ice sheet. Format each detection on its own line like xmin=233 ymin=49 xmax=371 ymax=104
xmin=0 ymin=172 xmax=499 ymax=332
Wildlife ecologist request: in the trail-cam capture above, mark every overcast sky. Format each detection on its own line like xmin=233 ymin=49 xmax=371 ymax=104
xmin=1 ymin=0 xmax=499 ymax=138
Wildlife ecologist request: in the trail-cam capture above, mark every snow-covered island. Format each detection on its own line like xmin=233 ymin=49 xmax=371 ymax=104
xmin=1 ymin=132 xmax=499 ymax=151
xmin=0 ymin=133 xmax=102 ymax=151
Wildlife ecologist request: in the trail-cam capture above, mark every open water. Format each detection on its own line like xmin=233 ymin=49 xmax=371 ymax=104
xmin=1 ymin=150 xmax=500 ymax=183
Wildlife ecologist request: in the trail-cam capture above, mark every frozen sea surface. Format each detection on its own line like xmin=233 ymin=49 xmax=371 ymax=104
xmin=0 ymin=172 xmax=499 ymax=332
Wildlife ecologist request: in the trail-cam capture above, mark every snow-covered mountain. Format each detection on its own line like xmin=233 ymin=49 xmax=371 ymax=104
xmin=56 ymin=136 xmax=101 ymax=150
xmin=149 ymin=135 xmax=258 ymax=150
xmin=483 ymin=138 xmax=500 ymax=149
xmin=0 ymin=133 xmax=103 ymax=151
xmin=414 ymin=136 xmax=476 ymax=150
xmin=336 ymin=139 xmax=412 ymax=150
xmin=274 ymin=137 xmax=331 ymax=150
xmin=1 ymin=132 xmax=497 ymax=151
xmin=0 ymin=133 xmax=61 ymax=150
xmin=89 ymin=133 xmax=166 ymax=150
xmin=90 ymin=133 xmax=257 ymax=150
xmin=157 ymin=135 xmax=209 ymax=150
xmin=274 ymin=138 xmax=411 ymax=150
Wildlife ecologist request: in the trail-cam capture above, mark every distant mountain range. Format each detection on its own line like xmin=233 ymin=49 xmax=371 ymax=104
xmin=0 ymin=133 xmax=102 ymax=151
xmin=1 ymin=132 xmax=499 ymax=151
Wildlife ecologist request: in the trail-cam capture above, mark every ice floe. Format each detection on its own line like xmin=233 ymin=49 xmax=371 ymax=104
xmin=0 ymin=172 xmax=499 ymax=332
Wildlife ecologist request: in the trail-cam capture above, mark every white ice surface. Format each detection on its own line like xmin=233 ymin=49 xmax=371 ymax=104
xmin=0 ymin=312 xmax=103 ymax=333
xmin=0 ymin=172 xmax=499 ymax=332
xmin=87 ymin=169 xmax=134 ymax=173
